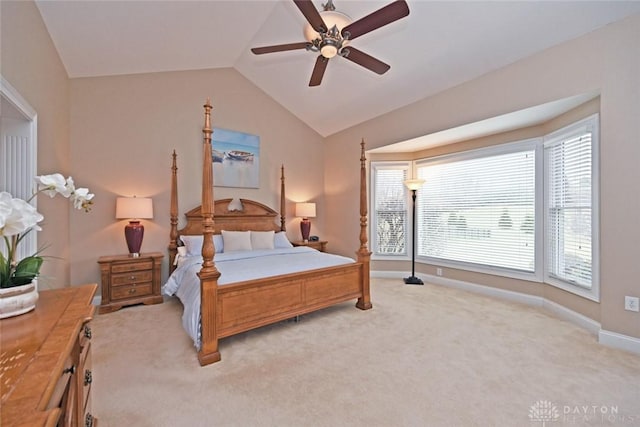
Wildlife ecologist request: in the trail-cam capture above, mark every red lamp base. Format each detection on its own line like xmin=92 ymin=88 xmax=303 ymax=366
xmin=300 ymin=218 xmax=311 ymax=242
xmin=124 ymin=220 xmax=145 ymax=257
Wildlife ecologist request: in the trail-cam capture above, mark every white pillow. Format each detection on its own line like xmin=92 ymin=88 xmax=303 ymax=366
xmin=251 ymin=230 xmax=275 ymax=250
xmin=213 ymin=234 xmax=224 ymax=253
xmin=180 ymin=234 xmax=224 ymax=255
xmin=221 ymin=230 xmax=252 ymax=252
xmin=274 ymin=231 xmax=293 ymax=248
xmin=180 ymin=235 xmax=203 ymax=255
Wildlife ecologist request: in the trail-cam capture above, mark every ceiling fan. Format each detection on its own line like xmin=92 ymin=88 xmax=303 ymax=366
xmin=251 ymin=0 xmax=410 ymax=87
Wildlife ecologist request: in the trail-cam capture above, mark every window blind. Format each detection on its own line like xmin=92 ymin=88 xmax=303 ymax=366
xmin=416 ymin=147 xmax=536 ymax=272
xmin=372 ymin=164 xmax=408 ymax=255
xmin=545 ymin=124 xmax=594 ymax=289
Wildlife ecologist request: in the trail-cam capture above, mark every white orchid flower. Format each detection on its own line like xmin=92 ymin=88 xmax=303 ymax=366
xmin=0 ymin=192 xmax=43 ymax=237
xmin=35 ymin=173 xmax=72 ymax=198
xmin=65 ymin=176 xmax=76 ymax=196
xmin=2 ymin=174 xmax=94 ymax=288
xmin=71 ymin=188 xmax=95 ymax=212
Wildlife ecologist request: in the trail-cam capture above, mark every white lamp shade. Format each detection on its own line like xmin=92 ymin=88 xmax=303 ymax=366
xmin=404 ymin=179 xmax=426 ymax=191
xmin=295 ymin=202 xmax=316 ymax=218
xmin=116 ymin=197 xmax=154 ymax=219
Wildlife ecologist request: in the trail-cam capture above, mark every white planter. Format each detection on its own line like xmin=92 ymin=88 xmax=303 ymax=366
xmin=0 ymin=282 xmax=39 ymax=319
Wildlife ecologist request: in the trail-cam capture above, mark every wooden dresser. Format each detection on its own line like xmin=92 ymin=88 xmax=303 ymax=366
xmin=97 ymin=252 xmax=163 ymax=314
xmin=0 ymin=284 xmax=97 ymax=427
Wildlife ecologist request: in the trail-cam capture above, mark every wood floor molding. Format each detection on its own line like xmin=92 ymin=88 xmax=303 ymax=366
xmin=372 ymin=270 xmax=640 ymax=356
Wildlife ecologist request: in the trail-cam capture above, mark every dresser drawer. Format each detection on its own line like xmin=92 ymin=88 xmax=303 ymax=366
xmin=111 ymin=260 xmax=153 ymax=274
xmin=112 ymin=270 xmax=152 ymax=286
xmin=111 ymin=283 xmax=152 ymax=300
xmin=80 ymin=342 xmax=93 ymax=415
xmin=79 ymin=323 xmax=93 ymax=349
xmin=46 ymin=355 xmax=73 ymax=411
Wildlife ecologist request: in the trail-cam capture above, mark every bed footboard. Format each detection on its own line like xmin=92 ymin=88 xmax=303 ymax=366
xmin=217 ymin=264 xmax=364 ymax=338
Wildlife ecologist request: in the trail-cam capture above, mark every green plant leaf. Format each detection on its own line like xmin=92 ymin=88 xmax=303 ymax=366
xmin=11 ymin=256 xmax=43 ymax=286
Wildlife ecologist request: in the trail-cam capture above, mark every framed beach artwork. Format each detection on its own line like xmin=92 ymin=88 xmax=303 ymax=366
xmin=212 ymin=127 xmax=260 ymax=188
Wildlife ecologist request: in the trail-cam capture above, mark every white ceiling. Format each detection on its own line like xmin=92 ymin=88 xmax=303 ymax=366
xmin=36 ymin=1 xmax=640 ymax=141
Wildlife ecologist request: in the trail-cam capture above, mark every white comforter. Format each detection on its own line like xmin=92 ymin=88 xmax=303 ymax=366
xmin=162 ymin=246 xmax=355 ymax=348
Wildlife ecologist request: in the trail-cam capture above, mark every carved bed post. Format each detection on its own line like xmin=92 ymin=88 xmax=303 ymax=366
xmin=198 ymin=99 xmax=222 ymax=365
xmin=169 ymin=150 xmax=179 ymax=273
xmin=280 ymin=164 xmax=286 ymax=232
xmin=356 ymin=139 xmax=373 ymax=310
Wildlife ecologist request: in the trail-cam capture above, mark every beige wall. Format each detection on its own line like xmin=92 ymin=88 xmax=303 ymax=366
xmin=1 ymin=0 xmax=72 ymax=289
xmin=68 ymin=69 xmax=325 ymax=286
xmin=326 ymin=14 xmax=640 ymax=339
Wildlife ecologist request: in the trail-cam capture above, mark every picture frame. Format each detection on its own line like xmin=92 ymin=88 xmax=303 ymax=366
xmin=212 ymin=127 xmax=260 ymax=188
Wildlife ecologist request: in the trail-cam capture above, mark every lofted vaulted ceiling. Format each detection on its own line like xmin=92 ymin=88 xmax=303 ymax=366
xmin=35 ymin=1 xmax=640 ymax=139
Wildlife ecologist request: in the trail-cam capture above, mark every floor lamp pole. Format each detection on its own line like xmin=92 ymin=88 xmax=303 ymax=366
xmin=404 ymin=183 xmax=424 ymax=285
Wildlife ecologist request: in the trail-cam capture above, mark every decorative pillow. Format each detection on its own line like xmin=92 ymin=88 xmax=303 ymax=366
xmin=180 ymin=234 xmax=224 ymax=255
xmin=221 ymin=230 xmax=252 ymax=252
xmin=213 ymin=234 xmax=224 ymax=253
xmin=180 ymin=235 xmax=203 ymax=256
xmin=274 ymin=231 xmax=294 ymax=248
xmin=251 ymin=230 xmax=275 ymax=250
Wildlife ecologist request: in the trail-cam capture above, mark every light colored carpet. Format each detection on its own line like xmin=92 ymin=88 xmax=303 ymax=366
xmin=91 ymin=279 xmax=640 ymax=427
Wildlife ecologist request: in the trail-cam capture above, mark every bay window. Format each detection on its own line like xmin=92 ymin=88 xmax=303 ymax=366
xmin=370 ymin=114 xmax=599 ymax=300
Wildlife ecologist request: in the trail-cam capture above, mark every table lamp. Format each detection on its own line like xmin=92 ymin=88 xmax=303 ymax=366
xmin=295 ymin=202 xmax=316 ymax=242
xmin=116 ymin=196 xmax=153 ymax=257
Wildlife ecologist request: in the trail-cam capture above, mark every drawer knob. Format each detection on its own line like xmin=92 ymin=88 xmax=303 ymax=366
xmin=84 ymin=325 xmax=92 ymax=339
xmin=85 ymin=413 xmax=94 ymax=427
xmin=130 ymin=275 xmax=136 ymax=280
xmin=84 ymin=369 xmax=93 ymax=386
xmin=128 ymin=288 xmax=137 ymax=294
xmin=63 ymin=365 xmax=76 ymax=375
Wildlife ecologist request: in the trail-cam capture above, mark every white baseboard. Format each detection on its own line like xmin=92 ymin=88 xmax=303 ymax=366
xmin=372 ymin=270 xmax=640 ymax=355
xmin=599 ymin=330 xmax=640 ymax=355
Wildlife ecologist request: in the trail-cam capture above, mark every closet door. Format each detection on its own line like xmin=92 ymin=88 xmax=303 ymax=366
xmin=0 ymin=113 xmax=37 ymax=260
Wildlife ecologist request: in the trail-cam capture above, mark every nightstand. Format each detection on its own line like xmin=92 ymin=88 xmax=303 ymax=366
xmin=292 ymin=240 xmax=328 ymax=252
xmin=98 ymin=252 xmax=163 ymax=314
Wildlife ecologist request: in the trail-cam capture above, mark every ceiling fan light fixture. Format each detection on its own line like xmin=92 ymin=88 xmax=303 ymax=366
xmin=303 ymin=10 xmax=352 ymax=42
xmin=320 ymin=43 xmax=338 ymax=58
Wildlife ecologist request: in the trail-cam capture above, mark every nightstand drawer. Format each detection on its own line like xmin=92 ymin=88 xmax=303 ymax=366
xmin=111 ymin=283 xmax=152 ymax=300
xmin=112 ymin=260 xmax=153 ymax=273
xmin=112 ymin=270 xmax=153 ymax=286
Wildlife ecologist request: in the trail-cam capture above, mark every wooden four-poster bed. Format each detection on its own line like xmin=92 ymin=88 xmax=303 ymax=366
xmin=166 ymin=100 xmax=371 ymax=366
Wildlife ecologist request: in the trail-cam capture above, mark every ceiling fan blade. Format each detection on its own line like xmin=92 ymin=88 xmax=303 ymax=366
xmin=341 ymin=0 xmax=409 ymax=41
xmin=342 ymin=47 xmax=390 ymax=75
xmin=293 ymin=0 xmax=327 ymax=33
xmin=251 ymin=42 xmax=310 ymax=55
xmin=309 ymin=55 xmax=329 ymax=86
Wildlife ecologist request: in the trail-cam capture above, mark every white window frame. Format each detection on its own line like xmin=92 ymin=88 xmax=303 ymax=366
xmin=414 ymin=139 xmax=542 ymax=282
xmin=370 ymin=161 xmax=411 ymax=260
xmin=543 ymin=114 xmax=600 ymax=301
xmin=369 ymin=115 xmax=599 ymax=301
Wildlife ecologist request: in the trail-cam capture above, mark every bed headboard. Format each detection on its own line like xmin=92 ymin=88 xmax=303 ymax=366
xmin=169 ymin=147 xmax=287 ymax=271
xmin=179 ymin=198 xmax=284 ymax=236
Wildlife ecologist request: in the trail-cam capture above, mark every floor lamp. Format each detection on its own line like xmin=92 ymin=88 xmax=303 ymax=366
xmin=404 ymin=179 xmax=425 ymax=285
